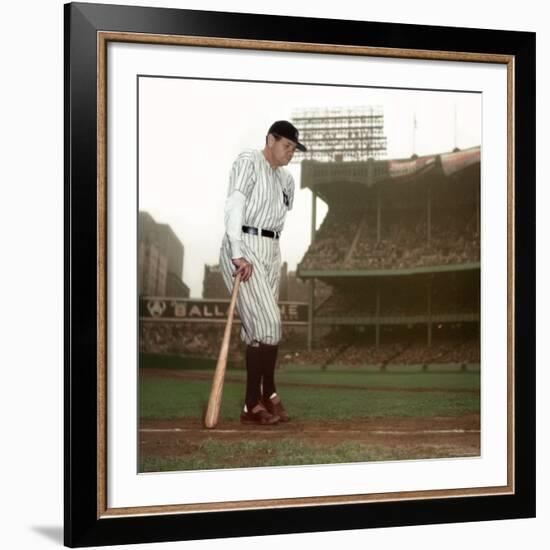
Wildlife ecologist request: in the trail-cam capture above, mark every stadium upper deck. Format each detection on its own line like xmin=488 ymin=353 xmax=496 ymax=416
xmin=298 ymin=146 xmax=480 ymax=278
xmin=296 ymin=146 xmax=481 ymax=351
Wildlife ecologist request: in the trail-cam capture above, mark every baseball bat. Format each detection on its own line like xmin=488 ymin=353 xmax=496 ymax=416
xmin=204 ymin=272 xmax=242 ymax=429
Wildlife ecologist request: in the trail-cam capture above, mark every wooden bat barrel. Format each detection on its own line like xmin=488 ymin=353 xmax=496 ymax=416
xmin=204 ymin=272 xmax=241 ymax=428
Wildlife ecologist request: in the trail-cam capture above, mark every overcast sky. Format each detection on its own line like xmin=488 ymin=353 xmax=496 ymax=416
xmin=138 ymin=77 xmax=481 ymax=298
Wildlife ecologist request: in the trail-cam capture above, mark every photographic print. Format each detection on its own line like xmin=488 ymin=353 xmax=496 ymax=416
xmin=65 ymin=2 xmax=535 ymax=546
xmin=137 ymin=76 xmax=482 ymax=473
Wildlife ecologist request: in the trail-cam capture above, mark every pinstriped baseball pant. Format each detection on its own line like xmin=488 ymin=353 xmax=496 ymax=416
xmin=219 ymin=232 xmax=282 ymax=346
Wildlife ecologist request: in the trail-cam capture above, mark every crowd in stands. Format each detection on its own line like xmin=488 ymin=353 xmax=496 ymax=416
xmin=315 ymin=290 xmax=376 ymax=317
xmin=299 ymin=207 xmax=363 ymax=270
xmin=315 ymin=286 xmax=477 ymax=318
xmin=279 ymin=338 xmax=480 ymax=366
xmin=431 ymin=293 xmax=479 ymax=314
xmin=299 ymin=205 xmax=479 ymax=271
xmin=140 ymin=321 xmax=479 ymax=366
xmin=140 ymin=322 xmax=242 ymax=361
xmin=140 ymin=323 xmax=308 ymax=362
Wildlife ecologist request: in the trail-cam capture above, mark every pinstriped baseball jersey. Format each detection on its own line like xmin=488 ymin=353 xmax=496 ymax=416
xmin=219 ymin=149 xmax=295 ymax=346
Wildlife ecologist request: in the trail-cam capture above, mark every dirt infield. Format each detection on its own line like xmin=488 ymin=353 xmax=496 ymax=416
xmin=140 ymin=414 xmax=480 ymax=464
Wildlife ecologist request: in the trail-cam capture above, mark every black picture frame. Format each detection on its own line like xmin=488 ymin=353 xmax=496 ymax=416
xmin=64 ymin=2 xmax=536 ymax=547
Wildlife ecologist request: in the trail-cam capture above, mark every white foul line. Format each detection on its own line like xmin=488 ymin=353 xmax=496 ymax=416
xmin=140 ymin=428 xmax=480 ymax=435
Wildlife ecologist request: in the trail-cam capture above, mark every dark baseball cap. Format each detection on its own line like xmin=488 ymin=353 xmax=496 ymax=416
xmin=268 ymin=120 xmax=307 ymax=152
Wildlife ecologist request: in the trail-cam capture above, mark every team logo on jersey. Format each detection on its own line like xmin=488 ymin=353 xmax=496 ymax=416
xmin=282 ymin=189 xmax=290 ymax=207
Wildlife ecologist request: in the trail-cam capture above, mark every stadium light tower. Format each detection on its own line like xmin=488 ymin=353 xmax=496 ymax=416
xmin=291 ymin=106 xmax=387 ymax=162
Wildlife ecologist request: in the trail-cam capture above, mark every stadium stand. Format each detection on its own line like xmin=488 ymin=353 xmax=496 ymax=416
xmin=295 ymin=146 xmax=481 ymax=366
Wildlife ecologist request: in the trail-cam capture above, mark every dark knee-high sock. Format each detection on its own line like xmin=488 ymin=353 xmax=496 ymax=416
xmin=260 ymin=343 xmax=279 ymax=399
xmin=245 ymin=343 xmax=262 ymax=410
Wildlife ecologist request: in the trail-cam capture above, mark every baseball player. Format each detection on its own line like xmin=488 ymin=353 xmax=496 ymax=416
xmin=219 ymin=121 xmax=307 ymax=425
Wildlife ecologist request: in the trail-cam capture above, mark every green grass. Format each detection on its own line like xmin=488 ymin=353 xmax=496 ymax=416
xmin=279 ymin=370 xmax=479 ymax=390
xmin=139 ymin=353 xmax=232 ymax=371
xmin=139 ymin=375 xmax=480 ymax=422
xmin=140 ymin=438 xmax=473 ymax=472
xmin=140 ymin=354 xmax=479 ymax=375
xmin=140 ymin=379 xmax=245 ymax=421
xmin=206 ymin=368 xmax=480 ymax=391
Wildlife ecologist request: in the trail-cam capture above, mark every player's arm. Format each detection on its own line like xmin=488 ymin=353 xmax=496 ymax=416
xmin=286 ymin=173 xmax=295 ymax=211
xmin=224 ymin=190 xmax=253 ymax=282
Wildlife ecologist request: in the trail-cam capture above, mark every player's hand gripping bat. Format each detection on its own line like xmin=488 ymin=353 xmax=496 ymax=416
xmin=204 ymin=272 xmax=242 ymax=428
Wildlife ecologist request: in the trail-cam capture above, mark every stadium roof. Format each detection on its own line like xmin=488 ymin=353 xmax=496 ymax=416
xmin=300 ymin=146 xmax=480 ymax=191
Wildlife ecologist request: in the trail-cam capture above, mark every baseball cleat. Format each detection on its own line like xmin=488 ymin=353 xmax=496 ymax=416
xmin=262 ymin=394 xmax=290 ymax=422
xmin=240 ymin=403 xmax=280 ymax=425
